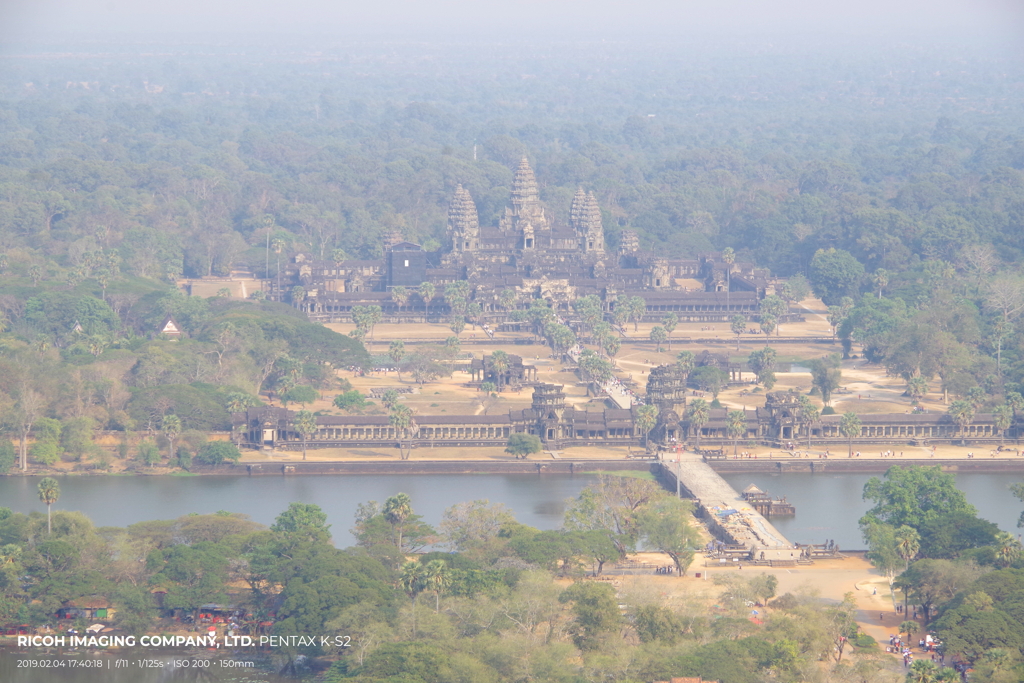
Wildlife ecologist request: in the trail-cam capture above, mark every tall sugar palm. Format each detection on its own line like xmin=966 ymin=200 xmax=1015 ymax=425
xmin=383 ymin=493 xmax=413 ymax=551
xmin=162 ymin=414 xmax=182 ymax=463
xmin=947 ymin=399 xmax=974 ymax=446
xmin=38 ymin=477 xmax=60 ymax=535
xmin=271 ymin=238 xmax=285 ymax=301
xmin=687 ymin=399 xmax=710 ymax=450
xmin=422 ymin=559 xmax=451 ymax=613
xmin=635 ymin=404 xmax=658 ymax=447
xmin=726 ymin=410 xmax=746 ymax=456
xmin=294 ymin=410 xmax=317 ymax=461
xmin=797 ymin=395 xmax=820 ymax=447
xmin=839 ymin=412 xmax=861 ymax=457
xmin=993 ymin=404 xmax=1013 ymax=445
xmin=721 ymin=247 xmax=735 ymax=313
xmin=419 ymin=282 xmax=435 ymax=316
xmin=490 ymin=350 xmax=510 ymax=391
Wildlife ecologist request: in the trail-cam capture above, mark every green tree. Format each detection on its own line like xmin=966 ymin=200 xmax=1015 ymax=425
xmin=422 ymin=558 xmax=451 ymax=613
xmin=993 ymin=404 xmax=1013 ymax=445
xmin=650 ymin=325 xmax=667 ymax=352
xmin=195 ymin=441 xmax=241 ymax=466
xmin=162 ymin=415 xmax=181 ymax=462
xmin=840 ymin=412 xmax=861 ymax=457
xmin=948 ymin=399 xmax=975 ymax=445
xmin=383 ymin=493 xmax=414 ymax=551
xmin=722 ymin=247 xmax=735 ymax=312
xmin=747 ymin=346 xmax=778 ymax=390
xmin=639 ymin=496 xmax=699 ymax=576
xmin=861 ymin=465 xmax=976 ymax=530
xmin=873 ymin=268 xmax=889 ymax=298
xmin=810 ymin=354 xmax=843 ymax=406
xmin=137 ymin=439 xmax=160 ymax=466
xmin=333 ymin=389 xmax=369 ymax=412
xmin=388 ymin=340 xmax=405 ymax=379
xmin=636 ymin=404 xmax=659 ymax=446
xmin=0 ymin=441 xmax=15 ymax=474
xmin=797 ymin=395 xmax=820 ymax=446
xmin=294 ymin=410 xmax=317 ymax=461
xmin=490 ymin=349 xmax=510 ymax=390
xmin=760 ymin=314 xmax=777 ymax=337
xmin=688 ymin=399 xmax=710 ymax=448
xmin=730 ymin=314 xmax=746 ymax=350
xmin=809 ymin=247 xmax=865 ymax=305
xmin=283 ymin=385 xmax=318 ymax=408
xmin=388 ymin=403 xmax=416 ymax=460
xmin=676 ymin=350 xmax=695 ymax=378
xmin=418 ymin=282 xmax=435 ymax=313
xmin=505 ymin=433 xmax=542 ymax=459
xmin=727 ymin=409 xmax=746 ymax=456
xmin=558 ymin=581 xmax=622 ymax=651
xmin=37 ymin=477 xmax=60 ymax=535
xmin=627 ymin=295 xmax=646 ymax=332
xmin=661 ymin=313 xmax=678 ymax=350
xmin=906 ymin=376 xmax=929 ymax=401
xmin=759 ymin=295 xmax=787 ymax=335
xmin=863 ymin=522 xmax=902 ymax=607
xmin=391 ymin=285 xmax=408 ymax=311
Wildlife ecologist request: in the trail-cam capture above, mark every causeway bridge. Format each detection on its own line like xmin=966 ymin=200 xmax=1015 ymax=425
xmin=662 ymin=452 xmax=793 ymax=549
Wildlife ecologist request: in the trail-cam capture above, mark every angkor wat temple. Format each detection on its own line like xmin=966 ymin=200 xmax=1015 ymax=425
xmin=234 ymin=366 xmax=1005 ymax=452
xmin=275 ymin=158 xmax=773 ymax=322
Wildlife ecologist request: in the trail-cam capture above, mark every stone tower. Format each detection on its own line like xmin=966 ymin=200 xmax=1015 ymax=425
xmin=570 ymin=188 xmax=604 ymax=254
xmin=501 ymin=157 xmax=549 ymax=248
xmin=447 ymin=184 xmax=479 ymax=252
xmin=619 ymin=230 xmax=640 ymax=256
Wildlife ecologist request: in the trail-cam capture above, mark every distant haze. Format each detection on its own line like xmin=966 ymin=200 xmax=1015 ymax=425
xmin=2 ymin=0 xmax=1023 ymax=45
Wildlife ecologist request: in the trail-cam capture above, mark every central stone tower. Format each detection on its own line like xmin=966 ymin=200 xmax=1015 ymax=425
xmin=500 ymin=157 xmax=549 ymax=249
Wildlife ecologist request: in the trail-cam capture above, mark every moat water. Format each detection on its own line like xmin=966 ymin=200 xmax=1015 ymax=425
xmin=0 ymin=471 xmax=1020 ymax=549
xmin=0 ymin=471 xmax=1021 ymax=681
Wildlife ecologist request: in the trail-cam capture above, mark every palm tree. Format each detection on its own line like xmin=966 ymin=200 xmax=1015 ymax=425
xmin=400 ymin=560 xmax=425 ymax=636
xmin=661 ymin=313 xmax=678 ymax=351
xmin=839 ymin=412 xmax=861 ymax=457
xmin=947 ymin=399 xmax=975 ymax=445
xmin=28 ymin=264 xmax=42 ymax=286
xmin=419 ymin=282 xmax=435 ymax=316
xmin=271 ymin=238 xmax=285 ymax=301
xmin=721 ymin=247 xmax=735 ymax=313
xmin=37 ymin=477 xmax=60 ymax=535
xmin=422 ymin=559 xmax=451 ymax=613
xmin=635 ymin=404 xmax=659 ymax=447
xmin=650 ymin=326 xmax=667 ymax=352
xmin=628 ymin=296 xmax=646 ymax=332
xmin=726 ymin=409 xmax=746 ymax=455
xmin=499 ymin=288 xmax=516 ymax=314
xmin=995 ymin=532 xmax=1022 ymax=568
xmin=874 ymin=268 xmax=889 ymax=299
xmin=294 ymin=410 xmax=317 ymax=461
xmin=906 ymin=376 xmax=929 ymax=401
xmin=895 ymin=526 xmax=920 ymax=573
xmin=994 ymin=404 xmax=1013 ymax=445
xmin=162 ymin=415 xmax=182 ymax=462
xmin=908 ymin=659 xmax=937 ymax=683
xmin=384 ymin=493 xmax=413 ymax=550
xmin=391 ymin=286 xmax=409 ymax=313
xmin=676 ymin=351 xmax=695 ymax=379
xmin=797 ymin=396 xmax=820 ymax=447
xmin=389 ymin=404 xmax=415 ymax=459
xmin=730 ymin=315 xmax=746 ymax=350
xmin=490 ymin=350 xmax=510 ymax=391
xmin=687 ymin=399 xmax=710 ymax=449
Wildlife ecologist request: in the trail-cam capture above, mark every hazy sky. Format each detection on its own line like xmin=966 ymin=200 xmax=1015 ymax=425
xmin=3 ymin=0 xmax=1023 ymax=45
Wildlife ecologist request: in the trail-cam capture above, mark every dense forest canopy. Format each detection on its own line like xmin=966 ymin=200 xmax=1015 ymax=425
xmin=1 ymin=36 xmax=1024 ymax=457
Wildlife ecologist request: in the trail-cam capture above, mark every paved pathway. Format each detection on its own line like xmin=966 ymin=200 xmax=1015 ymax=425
xmin=665 ymin=451 xmax=792 ymax=549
